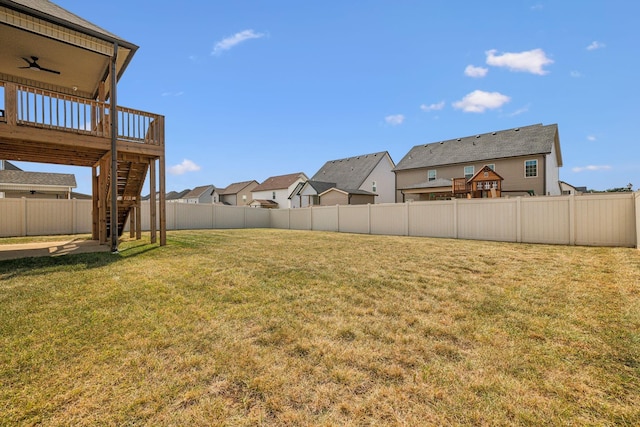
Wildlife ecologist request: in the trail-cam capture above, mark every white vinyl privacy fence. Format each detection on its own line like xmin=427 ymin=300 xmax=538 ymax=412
xmin=1 ymin=193 xmax=638 ymax=248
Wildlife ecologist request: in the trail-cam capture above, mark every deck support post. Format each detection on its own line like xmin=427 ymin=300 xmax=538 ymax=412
xmin=110 ymin=42 xmax=119 ymax=253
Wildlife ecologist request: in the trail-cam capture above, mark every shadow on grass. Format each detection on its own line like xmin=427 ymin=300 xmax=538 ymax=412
xmin=0 ymin=240 xmax=160 ymax=281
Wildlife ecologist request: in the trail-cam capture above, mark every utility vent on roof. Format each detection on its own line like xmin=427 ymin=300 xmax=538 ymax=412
xmin=457 ymin=138 xmax=461 ymax=141
xmin=492 ymin=132 xmax=496 ymax=135
xmin=514 ymin=128 xmax=520 ymax=131
xmin=476 ymin=135 xmax=480 ymax=138
xmin=440 ymin=141 xmax=444 ymax=144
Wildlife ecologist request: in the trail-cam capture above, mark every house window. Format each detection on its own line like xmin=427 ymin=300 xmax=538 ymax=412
xmin=372 ymin=181 xmax=377 ymax=192
xmin=525 ymin=160 xmax=538 ymax=178
xmin=272 ymin=191 xmax=276 ymax=199
xmin=486 ymin=164 xmax=495 ymax=171
xmin=428 ymin=170 xmax=436 ymax=181
xmin=464 ymin=166 xmax=474 ymax=180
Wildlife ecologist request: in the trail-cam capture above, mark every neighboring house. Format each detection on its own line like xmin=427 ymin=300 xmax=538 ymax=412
xmin=218 ymin=180 xmax=259 ymax=206
xmin=559 ymin=181 xmax=586 ymax=195
xmin=393 ymin=123 xmax=563 ymax=202
xmin=290 ymin=151 xmax=396 ymax=207
xmin=251 ymin=172 xmax=308 ymax=209
xmin=165 ymin=189 xmax=190 ymax=202
xmin=0 ymin=160 xmax=76 ymax=199
xmin=180 ymin=185 xmax=215 ymax=204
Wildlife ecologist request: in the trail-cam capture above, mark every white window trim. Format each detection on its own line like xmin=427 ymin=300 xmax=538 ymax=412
xmin=428 ymin=169 xmax=437 ymax=181
xmin=525 ymin=159 xmax=538 ymax=178
xmin=464 ymin=166 xmax=474 ymax=179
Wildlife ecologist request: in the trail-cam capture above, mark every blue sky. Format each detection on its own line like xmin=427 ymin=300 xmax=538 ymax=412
xmin=17 ymin=0 xmax=640 ymax=193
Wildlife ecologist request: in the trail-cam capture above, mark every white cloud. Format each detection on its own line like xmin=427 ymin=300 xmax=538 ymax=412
xmin=453 ymin=90 xmax=510 ymax=113
xmin=385 ymin=114 xmax=405 ymax=125
xmin=169 ymin=159 xmax=201 ymax=175
xmin=587 ymin=41 xmax=605 ymax=51
xmin=161 ymin=91 xmax=184 ymax=97
xmin=485 ymin=48 xmax=554 ymax=75
xmin=530 ymin=4 xmax=543 ymax=10
xmin=464 ymin=65 xmax=488 ymax=78
xmin=587 ymin=135 xmax=596 ymax=141
xmin=570 ymin=70 xmax=582 ymax=78
xmin=212 ymin=29 xmax=265 ymax=55
xmin=508 ymin=104 xmax=530 ymax=117
xmin=571 ymin=165 xmax=611 ymax=173
xmin=420 ymin=101 xmax=445 ymax=112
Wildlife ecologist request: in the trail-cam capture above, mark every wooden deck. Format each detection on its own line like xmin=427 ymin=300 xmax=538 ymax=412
xmin=0 ymin=81 xmax=165 ymax=245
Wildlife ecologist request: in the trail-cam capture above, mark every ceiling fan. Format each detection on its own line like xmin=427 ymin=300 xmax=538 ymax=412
xmin=19 ymin=56 xmax=60 ymax=75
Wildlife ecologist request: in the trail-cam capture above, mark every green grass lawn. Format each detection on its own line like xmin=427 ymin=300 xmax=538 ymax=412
xmin=1 ymin=229 xmax=639 ymax=426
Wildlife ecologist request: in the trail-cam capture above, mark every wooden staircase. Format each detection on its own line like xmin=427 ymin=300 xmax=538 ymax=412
xmin=105 ymin=160 xmax=149 ymax=238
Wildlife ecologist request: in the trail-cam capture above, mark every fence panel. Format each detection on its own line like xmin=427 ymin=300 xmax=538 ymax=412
xmin=175 ymin=203 xmax=214 ymax=230
xmin=338 ymin=205 xmax=369 ymax=234
xmin=0 ymin=198 xmax=24 ymax=237
xmin=214 ymin=205 xmax=248 ymax=229
xmin=520 ymin=197 xmax=571 ymax=244
xmin=408 ymin=201 xmax=455 ymax=238
xmin=370 ymin=203 xmax=406 ymax=235
xmin=457 ymin=199 xmax=517 ymax=242
xmin=0 ymin=194 xmax=637 ymax=248
xmin=290 ymin=208 xmax=312 ymax=230
xmin=26 ymin=199 xmax=73 ymax=236
xmin=574 ymin=194 xmax=636 ymax=247
xmin=311 ymin=206 xmax=338 ymax=231
xmin=270 ymin=209 xmax=290 ymax=229
xmin=245 ymin=207 xmax=270 ymax=228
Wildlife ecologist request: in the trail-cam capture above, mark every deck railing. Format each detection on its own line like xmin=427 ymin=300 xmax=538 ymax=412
xmin=0 ymin=81 xmax=163 ymax=146
xmin=452 ymin=177 xmax=471 ymax=194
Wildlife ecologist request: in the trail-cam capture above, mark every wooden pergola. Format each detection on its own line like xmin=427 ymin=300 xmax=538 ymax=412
xmin=0 ymin=0 xmax=166 ymax=249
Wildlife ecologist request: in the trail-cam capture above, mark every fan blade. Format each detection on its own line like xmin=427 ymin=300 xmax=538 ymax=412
xmin=40 ymin=67 xmax=61 ymax=75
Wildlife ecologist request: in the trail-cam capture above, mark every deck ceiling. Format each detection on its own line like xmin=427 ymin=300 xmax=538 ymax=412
xmin=0 ymin=23 xmax=110 ymax=98
xmin=0 ymin=1 xmax=136 ymax=99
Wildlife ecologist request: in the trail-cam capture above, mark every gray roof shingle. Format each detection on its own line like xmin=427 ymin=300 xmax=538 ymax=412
xmin=4 ymin=0 xmax=133 ymax=45
xmin=311 ymin=151 xmax=392 ymax=189
xmin=394 ymin=124 xmax=560 ymax=171
xmin=0 ymin=170 xmax=76 ymax=187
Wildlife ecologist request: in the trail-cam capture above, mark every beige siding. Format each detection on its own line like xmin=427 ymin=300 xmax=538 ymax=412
xmin=320 ymin=190 xmax=348 ymax=206
xmin=395 ymin=155 xmax=547 ymax=200
xmin=349 ymin=194 xmax=374 ymax=205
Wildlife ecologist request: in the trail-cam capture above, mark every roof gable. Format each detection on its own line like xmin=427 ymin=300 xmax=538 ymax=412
xmin=253 ymin=172 xmax=307 ymax=192
xmin=394 ymin=124 xmax=559 ymax=171
xmin=182 ymin=185 xmax=213 ymax=199
xmin=312 ymin=151 xmax=391 ymax=189
xmin=219 ymin=180 xmax=258 ymax=195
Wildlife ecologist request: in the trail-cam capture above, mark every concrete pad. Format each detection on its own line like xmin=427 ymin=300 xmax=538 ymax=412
xmin=0 ymin=239 xmax=110 ymax=261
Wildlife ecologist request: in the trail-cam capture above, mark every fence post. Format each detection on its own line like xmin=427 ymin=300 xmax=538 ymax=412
xmin=569 ymin=194 xmax=576 ymax=246
xmin=309 ymin=206 xmax=313 ymax=231
xmin=21 ymin=197 xmax=27 ymax=236
xmin=452 ymin=198 xmax=458 ymax=239
xmin=72 ymin=198 xmax=77 ymax=234
xmin=405 ymin=201 xmax=410 ymax=236
xmin=367 ymin=203 xmax=371 ymax=235
xmin=635 ymin=192 xmax=640 ymax=249
xmin=516 ymin=197 xmax=522 ymax=243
